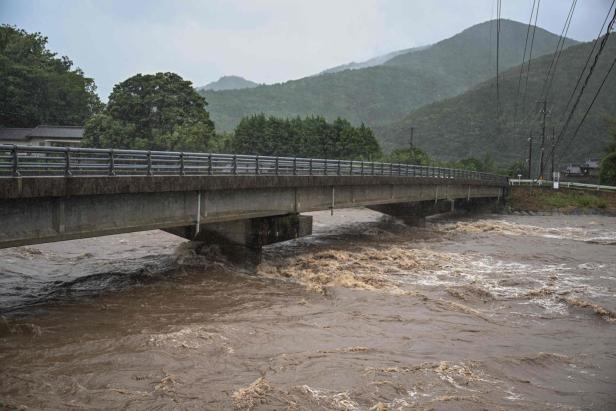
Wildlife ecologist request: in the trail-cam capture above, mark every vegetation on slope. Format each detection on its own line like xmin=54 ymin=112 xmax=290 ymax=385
xmin=377 ymin=37 xmax=616 ymax=164
xmin=199 ymin=75 xmax=258 ymax=91
xmin=0 ymin=25 xmax=102 ymax=127
xmin=320 ymin=45 xmax=428 ymax=74
xmin=226 ymin=114 xmax=381 ymax=160
xmin=599 ymin=121 xmax=616 ymax=185
xmin=201 ymin=20 xmax=576 ymax=132
xmin=507 ymin=186 xmax=614 ymax=212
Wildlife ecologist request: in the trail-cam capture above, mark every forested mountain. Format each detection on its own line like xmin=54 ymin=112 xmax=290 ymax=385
xmin=319 ymin=45 xmax=429 ymax=74
xmin=376 ymin=36 xmax=616 ymax=164
xmin=199 ymin=75 xmax=258 ymax=91
xmin=201 ymin=19 xmax=577 ymax=132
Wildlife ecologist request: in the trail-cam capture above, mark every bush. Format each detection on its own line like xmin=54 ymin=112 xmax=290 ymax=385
xmin=599 ymin=152 xmax=616 ymax=186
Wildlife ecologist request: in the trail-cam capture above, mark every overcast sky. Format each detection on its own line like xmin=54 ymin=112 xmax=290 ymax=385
xmin=1 ymin=0 xmax=612 ymax=99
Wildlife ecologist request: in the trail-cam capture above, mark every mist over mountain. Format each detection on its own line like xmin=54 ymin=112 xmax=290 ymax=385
xmin=376 ymin=36 xmax=616 ymax=164
xmin=201 ymin=19 xmax=577 ymax=133
xmin=199 ymin=75 xmax=258 ymax=91
xmin=319 ymin=45 xmax=429 ymax=74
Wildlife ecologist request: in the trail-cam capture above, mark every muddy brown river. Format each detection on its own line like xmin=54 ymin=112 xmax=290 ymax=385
xmin=1 ymin=209 xmax=615 ymax=410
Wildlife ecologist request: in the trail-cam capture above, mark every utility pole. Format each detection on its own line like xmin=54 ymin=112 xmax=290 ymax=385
xmin=537 ymin=100 xmax=549 ymax=179
xmin=409 ymin=127 xmax=415 ymax=164
xmin=528 ymin=132 xmax=533 ymax=179
xmin=550 ymin=126 xmax=555 ymax=179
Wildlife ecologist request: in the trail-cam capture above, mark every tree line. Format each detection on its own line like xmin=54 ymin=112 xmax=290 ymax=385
xmin=0 ymin=24 xmax=545 ymax=177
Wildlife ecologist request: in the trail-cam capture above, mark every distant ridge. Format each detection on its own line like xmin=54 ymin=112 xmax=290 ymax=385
xmin=376 ymin=36 xmax=616 ymax=164
xmin=320 ymin=45 xmax=430 ymax=74
xmin=201 ymin=19 xmax=578 ymax=133
xmin=199 ymin=75 xmax=258 ymax=91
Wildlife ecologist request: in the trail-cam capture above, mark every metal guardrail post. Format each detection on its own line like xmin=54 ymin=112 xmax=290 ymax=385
xmin=232 ymin=154 xmax=237 ymax=175
xmin=293 ymin=157 xmax=297 ymax=175
xmin=65 ymin=147 xmax=72 ymax=177
xmin=109 ymin=149 xmax=115 ymax=176
xmin=309 ymin=158 xmax=313 ymax=175
xmin=275 ymin=157 xmax=279 ymax=175
xmin=350 ymin=161 xmax=353 ymax=175
xmin=255 ymin=155 xmax=259 ymax=175
xmin=147 ymin=151 xmax=152 ymax=176
xmin=208 ymin=154 xmax=213 ymax=175
xmin=11 ymin=145 xmax=19 ymax=177
xmin=325 ymin=159 xmax=328 ymax=176
xmin=180 ymin=152 xmax=185 ymax=176
xmin=337 ymin=159 xmax=341 ymax=175
xmin=361 ymin=160 xmax=364 ymax=176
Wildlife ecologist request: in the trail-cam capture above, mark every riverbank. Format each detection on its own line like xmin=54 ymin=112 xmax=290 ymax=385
xmin=507 ymin=185 xmax=616 ymax=214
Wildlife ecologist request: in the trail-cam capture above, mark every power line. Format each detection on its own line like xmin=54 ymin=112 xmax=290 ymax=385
xmin=541 ymin=0 xmax=577 ymax=99
xmin=562 ymin=0 xmax=615 ymax=116
xmin=546 ymin=6 xmax=616 ymax=166
xmin=518 ymin=0 xmax=576 ymax=134
xmin=513 ymin=0 xmax=538 ymax=124
xmin=559 ymin=53 xmax=616 ymax=156
xmin=496 ymin=0 xmax=502 ymax=118
xmin=521 ymin=0 xmax=541 ymax=108
xmin=554 ymin=8 xmax=616 ymax=149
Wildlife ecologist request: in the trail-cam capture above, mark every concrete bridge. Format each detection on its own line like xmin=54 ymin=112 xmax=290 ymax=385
xmin=0 ymin=145 xmax=508 ymax=259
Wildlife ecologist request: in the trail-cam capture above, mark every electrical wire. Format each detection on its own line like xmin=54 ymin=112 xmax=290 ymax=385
xmin=562 ymin=0 xmax=615 ymax=116
xmin=541 ymin=0 xmax=577 ymax=99
xmin=513 ymin=0 xmax=538 ymax=124
xmin=545 ymin=7 xmax=616 ymax=166
xmin=558 ymin=53 xmax=616 ymax=156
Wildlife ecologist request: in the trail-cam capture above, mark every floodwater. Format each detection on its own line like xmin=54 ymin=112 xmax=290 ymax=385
xmin=1 ymin=209 xmax=615 ymax=410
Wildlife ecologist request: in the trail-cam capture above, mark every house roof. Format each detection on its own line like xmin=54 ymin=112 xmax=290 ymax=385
xmin=0 ymin=128 xmax=34 ymax=141
xmin=0 ymin=125 xmax=84 ymax=142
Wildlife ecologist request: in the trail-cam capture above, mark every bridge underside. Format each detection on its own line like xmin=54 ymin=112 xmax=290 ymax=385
xmin=0 ymin=175 xmax=505 ymax=254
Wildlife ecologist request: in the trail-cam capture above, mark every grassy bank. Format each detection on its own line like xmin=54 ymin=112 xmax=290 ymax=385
xmin=507 ymin=186 xmax=616 ymax=213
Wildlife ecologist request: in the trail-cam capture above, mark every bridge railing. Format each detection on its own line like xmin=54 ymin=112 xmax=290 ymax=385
xmin=0 ymin=144 xmax=508 ymax=185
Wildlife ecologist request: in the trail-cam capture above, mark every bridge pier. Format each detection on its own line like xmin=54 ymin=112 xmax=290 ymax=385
xmin=368 ymin=200 xmax=453 ymax=226
xmin=165 ymin=213 xmax=312 ymax=263
xmin=368 ymin=197 xmax=502 ymax=225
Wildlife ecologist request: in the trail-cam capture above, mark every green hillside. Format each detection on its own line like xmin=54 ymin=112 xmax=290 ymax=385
xmin=320 ymin=45 xmax=429 ymax=74
xmin=376 ymin=36 xmax=616 ymax=165
xmin=199 ymin=75 xmax=258 ymax=91
xmin=201 ymin=19 xmax=576 ymax=133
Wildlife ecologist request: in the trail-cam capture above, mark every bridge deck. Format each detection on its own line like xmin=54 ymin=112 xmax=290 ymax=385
xmin=0 ymin=145 xmax=508 ymax=248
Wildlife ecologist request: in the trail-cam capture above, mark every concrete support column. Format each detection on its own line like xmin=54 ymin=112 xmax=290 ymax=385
xmin=165 ymin=213 xmax=312 ymax=263
xmin=368 ymin=200 xmax=453 ymax=226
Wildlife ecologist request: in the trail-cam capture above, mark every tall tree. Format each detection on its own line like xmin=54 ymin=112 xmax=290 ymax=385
xmin=0 ymin=25 xmax=102 ymax=127
xmin=229 ymin=114 xmax=381 ymax=159
xmin=83 ymin=72 xmax=216 ymax=151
